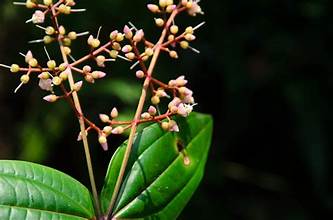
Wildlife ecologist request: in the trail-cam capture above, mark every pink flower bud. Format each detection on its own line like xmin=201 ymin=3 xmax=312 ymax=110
xmin=112 ymin=126 xmax=124 ymax=134
xmin=147 ymin=4 xmax=160 ymax=13
xmin=43 ymin=94 xmax=58 ymax=103
xmin=99 ymin=114 xmax=110 ymax=123
xmin=92 ymin=71 xmax=106 ymax=79
xmin=123 ymin=25 xmax=133 ymax=39
xmin=73 ymin=81 xmax=83 ymax=91
xmin=148 ymin=106 xmax=157 ymax=116
xmin=25 ymin=51 xmax=33 ymax=63
xmin=110 ymin=107 xmax=118 ymax=118
xmin=133 ymin=29 xmax=144 ymax=42
xmin=98 ymin=134 xmax=108 ymax=151
xmin=169 ymin=120 xmax=179 ymax=132
xmin=110 ymin=30 xmax=118 ymax=40
xmin=175 ymin=75 xmax=188 ymax=86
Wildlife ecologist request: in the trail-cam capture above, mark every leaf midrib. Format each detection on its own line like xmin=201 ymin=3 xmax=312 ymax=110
xmin=114 ymin=119 xmax=212 ymax=217
xmin=0 ymin=172 xmax=92 ymax=217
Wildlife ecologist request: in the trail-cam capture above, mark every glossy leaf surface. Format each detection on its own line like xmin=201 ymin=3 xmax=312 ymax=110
xmin=0 ymin=160 xmax=95 ymax=220
xmin=101 ymin=112 xmax=213 ymax=219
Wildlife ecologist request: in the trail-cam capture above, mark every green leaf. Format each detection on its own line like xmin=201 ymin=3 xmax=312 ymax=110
xmin=0 ymin=160 xmax=95 ymax=220
xmin=101 ymin=112 xmax=213 ymax=219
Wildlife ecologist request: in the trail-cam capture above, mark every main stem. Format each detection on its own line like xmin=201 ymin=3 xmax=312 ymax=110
xmin=107 ymin=9 xmax=180 ymax=218
xmin=52 ymin=8 xmax=101 ymax=217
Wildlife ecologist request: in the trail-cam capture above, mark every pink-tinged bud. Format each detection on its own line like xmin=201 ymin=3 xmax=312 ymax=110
xmin=122 ymin=45 xmax=133 ymax=53
xmin=82 ymin=65 xmax=91 ymax=73
xmin=166 ymin=4 xmax=176 ymax=13
xmin=38 ymin=72 xmax=50 ymax=80
xmin=99 ymin=114 xmax=110 ymax=123
xmin=98 ymin=134 xmax=108 ymax=151
xmin=103 ymin=126 xmax=113 ymax=135
xmin=169 ymin=120 xmax=179 ymax=132
xmin=156 ymin=89 xmax=168 ymax=97
xmin=110 ymin=30 xmax=118 ymax=40
xmin=136 ymin=70 xmax=145 ymax=78
xmin=133 ymin=29 xmax=144 ymax=42
xmin=92 ymin=71 xmax=106 ymax=79
xmin=32 ymin=10 xmax=45 ymax=24
xmin=43 ymin=94 xmax=58 ymax=103
xmin=141 ymin=112 xmax=151 ymax=119
xmin=112 ymin=126 xmax=124 ymax=134
xmin=123 ymin=25 xmax=133 ymax=39
xmin=39 ymin=79 xmax=52 ymax=91
xmin=87 ymin=35 xmax=94 ymax=44
xmin=73 ymin=81 xmax=83 ymax=91
xmin=110 ymin=107 xmax=118 ymax=118
xmin=168 ymin=97 xmax=182 ymax=108
xmin=147 ymin=4 xmax=159 ymax=13
xmin=148 ymin=106 xmax=157 ymax=116
xmin=96 ymin=55 xmax=106 ymax=67
xmin=25 ymin=51 xmax=33 ymax=63
xmin=175 ymin=75 xmax=188 ymax=86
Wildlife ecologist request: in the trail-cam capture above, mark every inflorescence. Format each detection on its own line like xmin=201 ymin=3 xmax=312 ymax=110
xmin=1 ymin=0 xmax=205 ymax=151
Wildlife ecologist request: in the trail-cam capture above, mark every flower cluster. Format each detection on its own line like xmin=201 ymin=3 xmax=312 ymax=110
xmin=1 ymin=0 xmax=205 ymax=151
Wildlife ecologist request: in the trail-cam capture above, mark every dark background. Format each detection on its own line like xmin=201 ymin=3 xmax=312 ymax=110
xmin=1 ymin=0 xmax=333 ymax=219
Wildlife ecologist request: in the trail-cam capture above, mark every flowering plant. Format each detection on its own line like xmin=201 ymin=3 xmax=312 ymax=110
xmin=0 ymin=0 xmax=212 ymax=219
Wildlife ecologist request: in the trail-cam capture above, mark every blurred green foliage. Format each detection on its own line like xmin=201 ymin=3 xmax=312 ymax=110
xmin=1 ymin=0 xmax=333 ymax=219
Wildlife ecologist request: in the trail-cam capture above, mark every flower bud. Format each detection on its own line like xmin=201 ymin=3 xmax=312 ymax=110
xmin=133 ymin=29 xmax=144 ymax=42
xmin=110 ymin=30 xmax=118 ymax=40
xmin=122 ymin=45 xmax=133 ymax=53
xmin=123 ymin=25 xmax=133 ymax=39
xmin=45 ymin=26 xmax=55 ymax=35
xmin=10 ymin=64 xmax=20 ymax=73
xmin=141 ymin=112 xmax=151 ymax=119
xmin=103 ymin=126 xmax=113 ymax=135
xmin=170 ymin=25 xmax=179 ymax=34
xmin=43 ymin=35 xmax=53 ymax=44
xmin=125 ymin=52 xmax=135 ymax=60
xmin=145 ymin=48 xmax=154 ymax=56
xmin=180 ymin=41 xmax=189 ymax=49
xmin=110 ymin=107 xmax=118 ymax=118
xmin=96 ymin=55 xmax=106 ymax=67
xmin=169 ymin=120 xmax=179 ymax=132
xmin=169 ymin=50 xmax=178 ymax=59
xmin=175 ymin=75 xmax=188 ymax=86
xmin=82 ymin=65 xmax=91 ymax=73
xmin=185 ymin=26 xmax=194 ymax=34
xmin=63 ymin=46 xmax=71 ymax=55
xmin=168 ymin=34 xmax=175 ymax=42
xmin=98 ymin=134 xmax=108 ymax=151
xmin=47 ymin=60 xmax=56 ymax=69
xmin=155 ymin=18 xmax=164 ymax=27
xmin=28 ymin=58 xmax=38 ymax=67
xmin=116 ymin=33 xmax=124 ymax=42
xmin=59 ymin=70 xmax=69 ymax=80
xmin=151 ymin=95 xmax=160 ymax=105
xmin=91 ymin=71 xmax=106 ymax=79
xmin=25 ymin=51 xmax=33 ymax=63
xmin=109 ymin=50 xmax=118 ymax=59
xmin=148 ymin=106 xmax=157 ymax=116
xmin=58 ymin=63 xmax=67 ymax=71
xmin=68 ymin=31 xmax=77 ymax=40
xmin=112 ymin=42 xmax=121 ymax=51
xmin=26 ymin=0 xmax=36 ymax=8
xmin=52 ymin=76 xmax=62 ymax=86
xmin=99 ymin=114 xmax=110 ymax=123
xmin=58 ymin=26 xmax=66 ymax=35
xmin=166 ymin=4 xmax=176 ymax=13
xmin=43 ymin=0 xmax=53 ymax=6
xmin=147 ymin=4 xmax=159 ymax=13
xmin=136 ymin=70 xmax=145 ymax=78
xmin=38 ymin=72 xmax=50 ymax=79
xmin=84 ymin=74 xmax=95 ymax=83
xmin=20 ymin=74 xmax=30 ymax=84
xmin=185 ymin=33 xmax=196 ymax=41
xmin=73 ymin=81 xmax=83 ymax=91
xmin=112 ymin=126 xmax=124 ymax=134
xmin=43 ymin=94 xmax=58 ymax=103
xmin=159 ymin=0 xmax=167 ymax=8
xmin=161 ymin=121 xmax=169 ymax=131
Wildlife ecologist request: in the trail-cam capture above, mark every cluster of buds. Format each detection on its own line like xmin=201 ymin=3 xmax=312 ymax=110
xmin=2 ymin=0 xmax=205 ymax=151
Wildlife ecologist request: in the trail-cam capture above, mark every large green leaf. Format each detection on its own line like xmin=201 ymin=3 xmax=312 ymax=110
xmin=101 ymin=112 xmax=213 ymax=219
xmin=0 ymin=160 xmax=95 ymax=220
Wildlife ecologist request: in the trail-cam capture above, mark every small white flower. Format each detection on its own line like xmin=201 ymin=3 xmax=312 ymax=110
xmin=187 ymin=1 xmax=204 ymax=16
xmin=39 ymin=79 xmax=52 ymax=91
xmin=32 ymin=10 xmax=45 ymax=24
